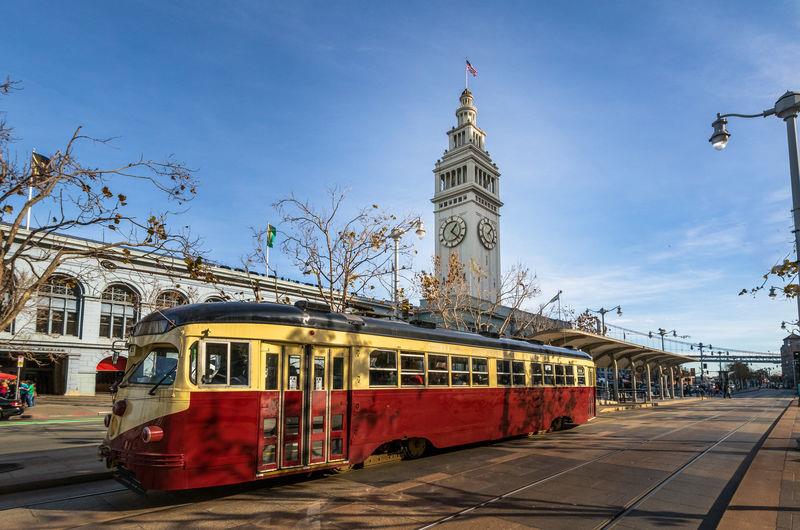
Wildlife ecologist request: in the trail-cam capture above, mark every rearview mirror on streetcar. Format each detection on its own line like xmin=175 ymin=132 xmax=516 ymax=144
xmin=111 ymin=340 xmax=129 ymax=365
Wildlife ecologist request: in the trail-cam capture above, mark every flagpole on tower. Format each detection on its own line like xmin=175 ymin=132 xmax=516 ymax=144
xmin=465 ymin=57 xmax=468 ymax=90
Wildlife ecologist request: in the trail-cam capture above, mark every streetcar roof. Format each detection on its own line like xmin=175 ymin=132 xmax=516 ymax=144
xmin=134 ymin=302 xmax=592 ymax=361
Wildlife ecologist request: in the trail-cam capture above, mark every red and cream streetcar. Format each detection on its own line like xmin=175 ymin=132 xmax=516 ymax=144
xmin=100 ymin=301 xmax=596 ymax=491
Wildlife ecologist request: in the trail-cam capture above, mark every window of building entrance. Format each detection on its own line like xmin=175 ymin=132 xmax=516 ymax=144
xmin=100 ymin=284 xmax=139 ymax=339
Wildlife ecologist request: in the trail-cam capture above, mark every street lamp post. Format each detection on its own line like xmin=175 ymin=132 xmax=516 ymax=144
xmin=390 ymin=218 xmax=426 ymax=319
xmin=710 ymin=91 xmax=800 ymax=324
xmin=587 ymin=305 xmax=622 ymax=336
xmin=693 ymin=342 xmax=711 ymax=385
xmin=649 ymin=328 xmax=690 ymax=352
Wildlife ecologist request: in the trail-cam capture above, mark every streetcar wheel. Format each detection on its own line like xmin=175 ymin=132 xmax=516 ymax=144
xmin=550 ymin=417 xmax=564 ymax=432
xmin=402 ymin=438 xmax=428 ymax=459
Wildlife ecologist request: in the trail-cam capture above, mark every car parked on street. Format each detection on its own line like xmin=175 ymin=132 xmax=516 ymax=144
xmin=0 ymin=397 xmax=24 ymax=420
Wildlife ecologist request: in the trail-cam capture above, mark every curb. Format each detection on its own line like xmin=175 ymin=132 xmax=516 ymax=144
xmin=0 ymin=470 xmax=113 ymax=495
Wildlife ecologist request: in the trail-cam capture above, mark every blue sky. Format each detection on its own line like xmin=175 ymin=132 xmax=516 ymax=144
xmin=3 ymin=1 xmax=799 ymax=361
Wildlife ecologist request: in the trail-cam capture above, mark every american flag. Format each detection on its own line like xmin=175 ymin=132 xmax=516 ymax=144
xmin=466 ymin=60 xmax=478 ymax=77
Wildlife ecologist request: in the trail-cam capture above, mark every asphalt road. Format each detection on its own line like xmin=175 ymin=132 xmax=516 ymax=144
xmin=0 ymin=390 xmax=791 ymax=529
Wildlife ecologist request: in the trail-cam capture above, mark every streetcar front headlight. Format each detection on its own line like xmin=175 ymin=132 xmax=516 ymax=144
xmin=141 ymin=425 xmax=164 ymax=443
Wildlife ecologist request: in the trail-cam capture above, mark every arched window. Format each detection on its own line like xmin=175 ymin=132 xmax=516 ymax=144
xmin=155 ymin=290 xmax=188 ymax=310
xmin=204 ymin=296 xmax=225 ymax=303
xmin=36 ymin=275 xmax=81 ymax=336
xmin=100 ymin=284 xmax=139 ymax=339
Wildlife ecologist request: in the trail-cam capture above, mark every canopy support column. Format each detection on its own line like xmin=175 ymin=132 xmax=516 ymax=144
xmin=630 ymin=359 xmax=637 ymax=403
xmin=613 ymin=358 xmax=620 ymax=402
xmin=646 ymin=364 xmax=653 ymax=402
xmin=669 ymin=366 xmax=675 ymax=398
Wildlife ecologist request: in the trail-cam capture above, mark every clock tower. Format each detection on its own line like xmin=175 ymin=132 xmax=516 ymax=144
xmin=432 ymin=88 xmax=502 ymax=301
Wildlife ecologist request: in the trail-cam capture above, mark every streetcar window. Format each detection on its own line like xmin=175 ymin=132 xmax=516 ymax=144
xmin=286 ymin=416 xmax=300 ymax=435
xmin=313 ymin=415 xmax=324 ymax=433
xmin=331 ymin=414 xmax=343 ymax=431
xmin=544 ymin=364 xmax=554 ymax=385
xmin=332 ymin=357 xmax=344 ymax=390
xmin=189 ymin=341 xmax=198 ymax=385
xmin=127 ymin=347 xmax=179 ymax=386
xmin=369 ymin=350 xmax=398 ymax=387
xmin=512 ymin=361 xmax=526 ymax=386
xmin=265 ymin=353 xmax=279 ymax=390
xmin=496 ymin=360 xmax=511 ymax=386
xmin=565 ymin=365 xmax=575 ymax=386
xmin=314 ymin=356 xmax=325 ymax=390
xmin=203 ymin=343 xmax=228 ymax=385
xmin=401 ymin=353 xmax=425 ymax=386
xmin=577 ymin=366 xmax=586 ymax=385
xmin=531 ymin=363 xmax=543 ymax=386
xmin=555 ymin=364 xmax=566 ymax=386
xmin=428 ymin=354 xmax=449 ymax=386
xmin=230 ymin=342 xmax=249 ymax=386
xmin=284 ymin=442 xmax=299 ymax=462
xmin=262 ymin=445 xmax=276 ymax=464
xmin=472 ymin=357 xmax=489 ymax=386
xmin=263 ymin=417 xmax=277 ymax=436
xmin=288 ymin=355 xmax=301 ymax=390
xmin=451 ymin=356 xmax=469 ymax=386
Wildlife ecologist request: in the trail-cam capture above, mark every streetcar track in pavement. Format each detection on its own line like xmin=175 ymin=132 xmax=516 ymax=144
xmin=597 ymin=399 xmax=792 ymax=529
xmin=0 ymin=485 xmax=129 ymax=511
xmin=416 ymin=405 xmax=746 ymax=530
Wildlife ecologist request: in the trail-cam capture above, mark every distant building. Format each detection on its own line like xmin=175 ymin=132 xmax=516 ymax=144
xmin=0 ymin=230 xmax=390 ymax=396
xmin=780 ymin=333 xmax=800 ymax=388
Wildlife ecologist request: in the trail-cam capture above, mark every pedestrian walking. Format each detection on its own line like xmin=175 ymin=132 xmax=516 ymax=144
xmin=28 ymin=381 xmax=36 ymax=406
xmin=19 ymin=380 xmax=30 ymax=407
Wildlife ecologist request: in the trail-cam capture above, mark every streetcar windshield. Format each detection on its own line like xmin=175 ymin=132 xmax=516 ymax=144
xmin=126 ymin=347 xmax=179 ymax=385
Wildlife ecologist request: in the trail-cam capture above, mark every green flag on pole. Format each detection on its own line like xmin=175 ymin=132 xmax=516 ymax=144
xmin=266 ymin=224 xmax=276 ymax=248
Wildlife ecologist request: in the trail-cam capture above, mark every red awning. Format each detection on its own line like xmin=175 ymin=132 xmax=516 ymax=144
xmin=0 ymin=372 xmax=16 ymax=380
xmin=96 ymin=356 xmax=127 ymax=372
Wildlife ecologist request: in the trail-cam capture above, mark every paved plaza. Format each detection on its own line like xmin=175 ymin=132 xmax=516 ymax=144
xmin=0 ymin=390 xmax=793 ymax=529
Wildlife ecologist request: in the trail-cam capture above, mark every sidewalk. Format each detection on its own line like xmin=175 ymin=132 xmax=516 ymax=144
xmin=10 ymin=394 xmax=112 ymax=422
xmin=598 ymin=396 xmax=703 ymax=413
xmin=719 ymin=399 xmax=800 ymax=529
xmin=0 ymin=395 xmax=112 ymax=495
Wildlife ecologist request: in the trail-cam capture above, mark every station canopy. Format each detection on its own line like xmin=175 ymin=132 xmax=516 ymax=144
xmin=531 ymin=328 xmax=695 ymax=369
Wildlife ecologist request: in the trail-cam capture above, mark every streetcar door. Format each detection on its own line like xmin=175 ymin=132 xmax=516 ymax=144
xmin=280 ymin=346 xmax=305 ymax=468
xmin=307 ymin=347 xmax=328 ymax=465
xmin=257 ymin=342 xmax=282 ymax=473
xmin=307 ymin=346 xmax=350 ymax=465
xmin=327 ymin=347 xmax=349 ymax=463
xmin=276 ymin=345 xmax=349 ymax=469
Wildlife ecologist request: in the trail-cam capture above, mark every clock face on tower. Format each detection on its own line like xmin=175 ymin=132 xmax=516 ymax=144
xmin=478 ymin=217 xmax=497 ymax=250
xmin=439 ymin=215 xmax=467 ymax=247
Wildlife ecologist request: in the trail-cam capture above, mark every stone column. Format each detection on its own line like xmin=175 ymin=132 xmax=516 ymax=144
xmin=630 ymin=359 xmax=637 ymax=403
xmin=669 ymin=366 xmax=675 ymax=398
xmin=679 ymin=366 xmax=685 ymax=398
xmin=657 ymin=365 xmax=664 ymax=400
xmin=613 ymin=357 xmax=620 ymax=402
xmin=646 ymin=363 xmax=652 ymax=402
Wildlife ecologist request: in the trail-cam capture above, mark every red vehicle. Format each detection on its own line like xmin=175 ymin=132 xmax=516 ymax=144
xmin=100 ymin=302 xmax=596 ymax=491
